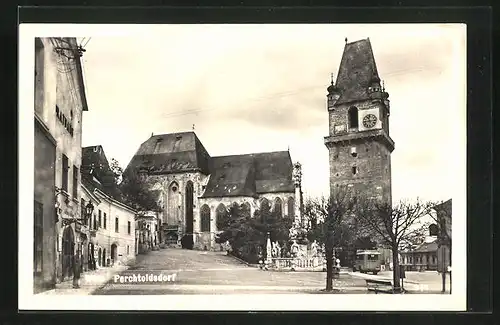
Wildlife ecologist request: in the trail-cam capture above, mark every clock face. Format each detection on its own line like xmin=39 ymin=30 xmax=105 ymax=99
xmin=362 ymin=114 xmax=377 ymax=128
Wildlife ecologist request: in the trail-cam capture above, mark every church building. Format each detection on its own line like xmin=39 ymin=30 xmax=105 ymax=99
xmin=324 ymin=38 xmax=395 ymax=204
xmin=123 ymin=132 xmax=301 ymax=251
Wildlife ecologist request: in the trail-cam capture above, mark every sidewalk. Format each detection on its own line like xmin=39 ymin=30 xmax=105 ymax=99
xmin=348 ymin=271 xmax=450 ymax=293
xmin=37 ymin=264 xmax=129 ymax=295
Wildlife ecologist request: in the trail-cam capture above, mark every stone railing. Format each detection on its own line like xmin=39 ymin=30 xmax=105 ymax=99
xmin=264 ymin=257 xmax=326 ymax=272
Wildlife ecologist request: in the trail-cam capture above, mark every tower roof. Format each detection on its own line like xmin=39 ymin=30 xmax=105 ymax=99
xmin=334 ymin=38 xmax=381 ymax=105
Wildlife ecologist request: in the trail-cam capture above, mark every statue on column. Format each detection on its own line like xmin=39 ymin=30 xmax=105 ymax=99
xmin=266 ymin=232 xmax=272 ymax=261
xmin=291 ymin=240 xmax=299 ymax=258
xmin=310 ymin=240 xmax=319 ymax=258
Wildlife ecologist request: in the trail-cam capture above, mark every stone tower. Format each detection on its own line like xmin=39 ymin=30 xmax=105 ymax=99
xmin=324 ymin=38 xmax=395 ymax=204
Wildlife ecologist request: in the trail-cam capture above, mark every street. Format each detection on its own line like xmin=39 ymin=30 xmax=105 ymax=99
xmin=92 ymin=248 xmax=450 ymax=295
xmin=93 ymin=248 xmax=367 ymax=294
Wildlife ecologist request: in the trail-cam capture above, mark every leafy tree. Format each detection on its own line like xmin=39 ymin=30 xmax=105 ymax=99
xmin=302 ymin=190 xmax=355 ymax=291
xmin=356 ymin=198 xmax=435 ymax=292
xmin=215 ymin=202 xmax=293 ymax=263
xmin=119 ymin=167 xmax=161 ymax=213
xmin=109 ymin=158 xmax=124 ymax=185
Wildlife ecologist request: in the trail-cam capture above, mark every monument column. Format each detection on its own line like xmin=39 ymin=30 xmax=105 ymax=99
xmin=292 ymin=162 xmax=302 ymax=225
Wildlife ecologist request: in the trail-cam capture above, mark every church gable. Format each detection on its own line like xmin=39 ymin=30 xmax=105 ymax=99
xmin=124 ymin=132 xmax=211 ymax=175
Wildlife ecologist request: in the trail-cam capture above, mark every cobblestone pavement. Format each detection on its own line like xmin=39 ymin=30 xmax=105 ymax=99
xmin=93 ymin=248 xmax=367 ymax=295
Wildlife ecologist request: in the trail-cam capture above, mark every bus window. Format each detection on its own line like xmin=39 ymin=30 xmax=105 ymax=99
xmin=368 ymin=254 xmax=379 ymax=261
xmin=356 ymin=254 xmax=364 ymax=260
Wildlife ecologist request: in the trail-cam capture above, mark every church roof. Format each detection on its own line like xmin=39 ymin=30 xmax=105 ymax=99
xmin=334 ymin=38 xmax=381 ymax=105
xmin=124 ymin=132 xmax=211 ymax=175
xmin=413 ymin=240 xmax=438 ymax=253
xmin=124 ymin=132 xmax=295 ymax=197
xmin=202 ymin=151 xmax=295 ymax=198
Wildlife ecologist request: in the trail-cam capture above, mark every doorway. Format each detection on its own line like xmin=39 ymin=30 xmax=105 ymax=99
xmin=61 ymin=226 xmax=75 ymax=280
xmin=102 ymin=248 xmax=106 ymax=267
xmin=88 ymin=242 xmax=95 ymax=270
xmin=98 ymin=248 xmax=102 ymax=268
xmin=111 ymin=244 xmax=117 ymax=264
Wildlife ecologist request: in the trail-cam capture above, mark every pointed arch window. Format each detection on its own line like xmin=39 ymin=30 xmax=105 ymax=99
xmin=274 ymin=198 xmax=283 ymax=218
xmin=200 ymin=204 xmax=211 ymax=232
xmin=260 ymin=198 xmax=271 ymax=223
xmin=348 ymin=106 xmax=359 ymax=129
xmin=287 ymin=197 xmax=295 ymax=218
xmin=241 ymin=202 xmax=251 ymax=218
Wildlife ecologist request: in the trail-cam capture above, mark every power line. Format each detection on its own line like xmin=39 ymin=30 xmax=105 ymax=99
xmin=158 ymin=67 xmax=437 ymax=120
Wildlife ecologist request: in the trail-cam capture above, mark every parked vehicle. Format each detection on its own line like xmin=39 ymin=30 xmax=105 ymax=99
xmin=353 ymin=250 xmax=382 ymax=275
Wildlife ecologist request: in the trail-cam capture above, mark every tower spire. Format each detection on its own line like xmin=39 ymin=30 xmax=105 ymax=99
xmin=330 ymin=72 xmax=334 ymax=85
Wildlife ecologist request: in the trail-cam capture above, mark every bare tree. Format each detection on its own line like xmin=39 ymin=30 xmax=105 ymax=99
xmin=356 ymin=198 xmax=435 ymax=292
xmin=303 ymin=189 xmax=355 ymax=291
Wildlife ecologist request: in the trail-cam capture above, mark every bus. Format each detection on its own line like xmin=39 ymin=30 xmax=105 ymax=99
xmin=353 ymin=250 xmax=382 ymax=275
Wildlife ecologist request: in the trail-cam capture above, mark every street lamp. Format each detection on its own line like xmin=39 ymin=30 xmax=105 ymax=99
xmin=84 ymin=201 xmax=94 ymax=225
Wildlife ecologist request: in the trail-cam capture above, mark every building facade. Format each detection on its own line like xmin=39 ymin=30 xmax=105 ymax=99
xmin=400 ymin=238 xmax=439 ymax=271
xmin=81 ymin=146 xmax=137 ymax=267
xmin=124 ymin=132 xmax=298 ymax=251
xmin=435 ymin=199 xmax=452 ymax=273
xmin=34 ymin=37 xmax=88 ymax=293
xmin=136 ymin=213 xmax=160 ymax=254
xmin=324 ymin=38 xmax=395 ymax=204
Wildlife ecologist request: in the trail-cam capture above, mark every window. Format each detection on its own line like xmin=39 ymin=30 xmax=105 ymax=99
xmin=352 ymin=166 xmax=358 ymax=175
xmin=128 ymin=221 xmax=131 ymax=234
xmin=115 ymin=217 xmax=119 ymax=232
xmin=368 ymin=254 xmax=379 ymax=261
xmin=200 ymin=205 xmax=211 ymax=232
xmin=274 ymin=198 xmax=283 ymax=218
xmin=287 ymin=198 xmax=295 ymax=217
xmin=34 ymin=201 xmax=43 ymax=274
xmin=72 ymin=166 xmax=79 ymax=198
xmin=103 ymin=213 xmax=107 ymax=229
xmin=98 ymin=210 xmax=102 ymax=228
xmin=351 ymin=146 xmax=357 ymax=157
xmin=93 ymin=214 xmax=97 ymax=230
xmin=62 ymin=154 xmax=69 ymax=192
xmin=127 ymin=245 xmax=130 ymax=255
xmin=348 ymin=106 xmax=359 ymax=129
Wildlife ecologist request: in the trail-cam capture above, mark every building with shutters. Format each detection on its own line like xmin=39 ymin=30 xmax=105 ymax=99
xmin=34 ymin=37 xmax=89 ymax=293
xmin=80 ymin=145 xmax=137 ymax=268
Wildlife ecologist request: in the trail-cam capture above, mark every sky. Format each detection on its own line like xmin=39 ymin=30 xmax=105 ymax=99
xmin=78 ymin=24 xmax=466 ymax=203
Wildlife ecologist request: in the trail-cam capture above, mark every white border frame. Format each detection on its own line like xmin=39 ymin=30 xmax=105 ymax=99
xmin=19 ymin=23 xmax=467 ymax=311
